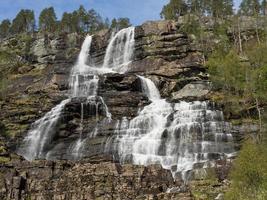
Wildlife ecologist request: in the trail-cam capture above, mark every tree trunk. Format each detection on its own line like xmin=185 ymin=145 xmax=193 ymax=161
xmin=255 ymin=15 xmax=261 ymax=45
xmin=237 ymin=17 xmax=243 ymax=54
xmin=255 ymin=97 xmax=262 ymax=142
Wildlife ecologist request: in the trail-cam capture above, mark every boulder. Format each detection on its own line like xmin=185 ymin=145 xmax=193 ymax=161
xmin=171 ymin=81 xmax=212 ymax=101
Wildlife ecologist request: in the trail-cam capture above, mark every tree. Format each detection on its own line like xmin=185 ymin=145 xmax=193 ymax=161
xmin=111 ymin=18 xmax=118 ymax=29
xmin=110 ymin=18 xmax=131 ymax=31
xmin=10 ymin=9 xmax=35 ymax=34
xmin=262 ymin=0 xmax=267 ymax=15
xmin=216 ymin=0 xmax=233 ymax=17
xmin=117 ymin=18 xmax=131 ymax=30
xmin=60 ymin=12 xmax=72 ymax=32
xmin=87 ymin=9 xmax=109 ymax=33
xmin=160 ymin=0 xmax=188 ymax=20
xmin=77 ymin=5 xmax=89 ymax=32
xmin=239 ymin=0 xmax=260 ymax=16
xmin=39 ymin=7 xmax=57 ymax=32
xmin=0 ymin=19 xmax=11 ymax=38
xmin=187 ymin=0 xmax=205 ymax=16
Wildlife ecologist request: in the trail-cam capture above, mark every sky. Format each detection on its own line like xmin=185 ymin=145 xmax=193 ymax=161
xmin=0 ymin=0 xmax=243 ymax=26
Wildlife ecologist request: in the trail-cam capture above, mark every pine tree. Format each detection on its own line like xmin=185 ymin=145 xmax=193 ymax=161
xmin=187 ymin=0 xmax=204 ymax=16
xmin=77 ymin=5 xmax=89 ymax=32
xmin=39 ymin=7 xmax=57 ymax=32
xmin=10 ymin=9 xmax=35 ymax=34
xmin=87 ymin=9 xmax=108 ymax=33
xmin=60 ymin=12 xmax=72 ymax=32
xmin=239 ymin=0 xmax=260 ymax=16
xmin=206 ymin=0 xmax=233 ymax=19
xmin=0 ymin=19 xmax=11 ymax=38
xmin=70 ymin=10 xmax=82 ymax=33
xmin=117 ymin=18 xmax=131 ymax=30
xmin=110 ymin=18 xmax=131 ymax=31
xmin=160 ymin=0 xmax=188 ymax=20
xmin=262 ymin=0 xmax=267 ymax=15
xmin=111 ymin=18 xmax=117 ymax=30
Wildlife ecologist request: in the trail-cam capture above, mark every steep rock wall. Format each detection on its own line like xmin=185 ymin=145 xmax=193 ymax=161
xmin=0 ymin=20 xmax=242 ymax=199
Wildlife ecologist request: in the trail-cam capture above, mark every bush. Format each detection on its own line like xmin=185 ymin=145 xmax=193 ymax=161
xmin=225 ymin=139 xmax=267 ymax=200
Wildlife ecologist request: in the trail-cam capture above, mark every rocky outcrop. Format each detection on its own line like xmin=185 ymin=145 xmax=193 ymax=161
xmin=171 ymin=81 xmax=211 ymax=101
xmin=0 ymin=159 xmax=193 ymax=200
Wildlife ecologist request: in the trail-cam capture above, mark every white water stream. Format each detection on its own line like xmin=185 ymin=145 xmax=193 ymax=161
xmin=113 ymin=76 xmax=234 ymax=180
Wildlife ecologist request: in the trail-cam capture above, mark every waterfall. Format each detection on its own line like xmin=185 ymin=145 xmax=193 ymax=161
xmin=17 ymin=26 xmax=235 ymax=181
xmin=77 ymin=35 xmax=92 ymax=68
xmin=138 ymin=76 xmax=161 ymax=100
xmin=114 ymin=76 xmax=234 ymax=180
xmin=102 ymin=27 xmax=135 ymax=73
xmin=68 ymin=28 xmax=135 ymax=159
xmin=18 ymin=99 xmax=70 ymax=161
xmin=19 ymin=28 xmax=136 ymax=161
xmin=18 ymin=35 xmax=95 ymax=160
xmin=69 ymin=36 xmax=98 ymax=97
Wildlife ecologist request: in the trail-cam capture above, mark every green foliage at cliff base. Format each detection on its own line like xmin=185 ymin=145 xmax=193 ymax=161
xmin=225 ymin=139 xmax=267 ymax=200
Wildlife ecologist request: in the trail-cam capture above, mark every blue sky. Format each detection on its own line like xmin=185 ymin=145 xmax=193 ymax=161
xmin=0 ymin=0 xmax=242 ymax=26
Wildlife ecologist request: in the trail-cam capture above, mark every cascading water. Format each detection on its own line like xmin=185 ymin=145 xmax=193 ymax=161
xmin=18 ymin=99 xmax=70 ymax=161
xmin=102 ymin=27 xmax=135 ymax=73
xmin=113 ymin=76 xmax=234 ymax=180
xmin=19 ymin=27 xmax=136 ymax=161
xmin=18 ymin=35 xmax=96 ymax=160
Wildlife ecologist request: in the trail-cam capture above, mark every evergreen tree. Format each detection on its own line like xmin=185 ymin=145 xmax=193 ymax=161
xmin=10 ymin=9 xmax=35 ymax=34
xmin=160 ymin=0 xmax=188 ymax=20
xmin=111 ymin=18 xmax=118 ymax=29
xmin=0 ymin=19 xmax=11 ymax=38
xmin=104 ymin=18 xmax=110 ymax=29
xmin=87 ymin=9 xmax=100 ymax=33
xmin=60 ymin=12 xmax=72 ymax=32
xmin=87 ymin=9 xmax=108 ymax=33
xmin=187 ymin=0 xmax=205 ymax=15
xmin=110 ymin=18 xmax=131 ymax=31
xmin=239 ymin=0 xmax=260 ymax=16
xmin=203 ymin=0 xmax=233 ymax=18
xmin=117 ymin=18 xmax=131 ymax=30
xmin=39 ymin=7 xmax=57 ymax=32
xmin=70 ymin=10 xmax=80 ymax=33
xmin=262 ymin=0 xmax=267 ymax=15
xmin=77 ymin=5 xmax=89 ymax=32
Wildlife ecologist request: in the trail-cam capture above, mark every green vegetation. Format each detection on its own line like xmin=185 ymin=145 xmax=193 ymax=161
xmin=160 ymin=0 xmax=233 ymax=20
xmin=0 ymin=5 xmax=132 ymax=39
xmin=225 ymin=139 xmax=267 ymax=200
xmin=110 ymin=18 xmax=131 ymax=31
xmin=160 ymin=0 xmax=188 ymax=20
xmin=10 ymin=9 xmax=35 ymax=34
xmin=39 ymin=7 xmax=57 ymax=32
xmin=0 ymin=19 xmax=11 ymax=38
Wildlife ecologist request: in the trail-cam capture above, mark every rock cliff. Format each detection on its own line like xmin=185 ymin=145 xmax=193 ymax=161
xmin=0 ymin=20 xmax=244 ymax=199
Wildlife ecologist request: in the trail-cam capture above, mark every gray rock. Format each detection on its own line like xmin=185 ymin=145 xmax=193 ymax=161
xmin=172 ymin=81 xmax=211 ymax=101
